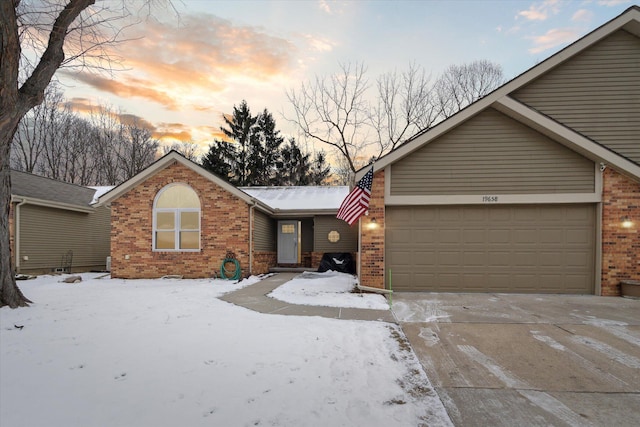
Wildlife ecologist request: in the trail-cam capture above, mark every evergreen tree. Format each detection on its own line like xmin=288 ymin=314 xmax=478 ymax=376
xmin=201 ymin=139 xmax=235 ymax=180
xmin=280 ymin=138 xmax=313 ymax=185
xmin=220 ymin=100 xmax=257 ymax=186
xmin=247 ymin=109 xmax=284 ymax=186
xmin=202 ymin=101 xmax=329 ymax=186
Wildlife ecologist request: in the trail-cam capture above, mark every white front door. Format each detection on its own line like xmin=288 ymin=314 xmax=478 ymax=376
xmin=277 ymin=220 xmax=299 ymax=264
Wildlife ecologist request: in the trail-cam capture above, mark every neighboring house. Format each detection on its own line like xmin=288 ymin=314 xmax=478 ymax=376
xmin=9 ymin=170 xmax=112 ymax=274
xmin=358 ymin=6 xmax=640 ymax=296
xmin=95 ymin=151 xmax=356 ymax=279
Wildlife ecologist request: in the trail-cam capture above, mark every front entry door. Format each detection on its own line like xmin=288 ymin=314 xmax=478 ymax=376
xmin=277 ymin=220 xmax=299 ymax=264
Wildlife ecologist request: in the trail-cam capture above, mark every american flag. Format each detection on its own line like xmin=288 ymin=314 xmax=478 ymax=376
xmin=337 ymin=167 xmax=373 ymax=226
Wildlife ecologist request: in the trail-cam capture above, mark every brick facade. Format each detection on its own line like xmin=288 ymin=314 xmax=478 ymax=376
xmin=601 ymin=167 xmax=640 ymax=296
xmin=252 ymin=251 xmax=277 ymax=275
xmin=110 ymin=162 xmax=252 ymax=279
xmin=359 ymin=170 xmax=385 ymax=289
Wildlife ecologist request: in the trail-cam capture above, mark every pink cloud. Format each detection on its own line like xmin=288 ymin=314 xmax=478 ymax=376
xmin=528 ymin=28 xmax=580 ymax=53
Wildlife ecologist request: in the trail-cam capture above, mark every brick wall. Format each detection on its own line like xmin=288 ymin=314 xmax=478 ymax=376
xmin=110 ymin=161 xmax=251 ymax=279
xmin=601 ymin=168 xmax=640 ymax=296
xmin=252 ymin=251 xmax=277 ymax=274
xmin=359 ymin=170 xmax=385 ymax=289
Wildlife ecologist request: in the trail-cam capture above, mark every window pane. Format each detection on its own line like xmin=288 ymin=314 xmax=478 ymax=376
xmin=156 ymin=212 xmax=174 ymax=230
xmin=156 ymin=185 xmax=200 ymax=208
xmin=156 ymin=231 xmax=175 ymax=249
xmin=181 ymin=211 xmax=199 ymax=229
xmin=180 ymin=231 xmax=199 ymax=249
xmin=281 ymin=224 xmax=295 ymax=234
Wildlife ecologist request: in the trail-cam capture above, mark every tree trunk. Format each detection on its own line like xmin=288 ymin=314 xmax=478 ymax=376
xmin=1 ymin=0 xmax=96 ymax=307
xmin=1 ymin=117 xmax=32 ymax=307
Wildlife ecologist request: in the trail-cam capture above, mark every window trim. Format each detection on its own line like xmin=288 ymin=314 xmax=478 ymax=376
xmin=152 ymin=183 xmax=201 ymax=252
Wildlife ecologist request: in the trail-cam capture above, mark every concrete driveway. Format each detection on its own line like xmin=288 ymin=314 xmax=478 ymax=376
xmin=392 ymin=293 xmax=640 ymax=427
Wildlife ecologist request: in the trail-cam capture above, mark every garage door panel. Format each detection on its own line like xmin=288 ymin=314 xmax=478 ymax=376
xmin=464 ymin=251 xmax=487 ymax=266
xmin=566 ymin=229 xmax=591 ymax=244
xmin=514 ymin=251 xmax=538 ymax=267
xmin=489 ymin=252 xmax=511 ymax=266
xmin=488 ymin=229 xmax=511 ymax=243
xmin=386 ymin=204 xmax=595 ymax=293
xmin=539 ymin=252 xmax=563 ymax=267
xmin=464 ymin=229 xmax=486 ymax=243
xmin=539 ymin=229 xmax=563 ymax=244
xmin=438 ymin=229 xmax=461 ymax=243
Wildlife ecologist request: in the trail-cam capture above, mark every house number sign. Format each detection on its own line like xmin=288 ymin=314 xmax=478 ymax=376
xmin=482 ymin=196 xmax=499 ymax=203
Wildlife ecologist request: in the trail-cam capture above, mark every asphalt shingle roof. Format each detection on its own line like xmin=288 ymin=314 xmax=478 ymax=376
xmin=11 ymin=170 xmax=96 ymax=208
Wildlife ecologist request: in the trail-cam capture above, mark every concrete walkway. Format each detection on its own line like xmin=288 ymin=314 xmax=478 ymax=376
xmin=219 ymin=272 xmax=396 ymax=323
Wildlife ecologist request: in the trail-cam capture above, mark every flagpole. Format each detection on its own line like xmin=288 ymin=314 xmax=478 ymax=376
xmin=357 ymin=216 xmax=362 ymax=283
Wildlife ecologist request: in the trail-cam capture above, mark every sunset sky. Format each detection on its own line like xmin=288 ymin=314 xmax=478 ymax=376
xmin=56 ymin=0 xmax=634 ymax=155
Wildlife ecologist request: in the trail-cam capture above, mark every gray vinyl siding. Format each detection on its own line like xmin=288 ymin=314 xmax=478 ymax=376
xmin=512 ymin=30 xmax=640 ymax=164
xmin=253 ymin=210 xmax=275 ymax=251
xmin=313 ymin=216 xmax=358 ymax=253
xmin=18 ymin=204 xmax=110 ymax=273
xmin=391 ymin=108 xmax=595 ymax=195
xmin=301 ymin=218 xmax=314 ymax=252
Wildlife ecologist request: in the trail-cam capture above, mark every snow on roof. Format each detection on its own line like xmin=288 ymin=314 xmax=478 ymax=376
xmin=240 ymin=186 xmax=349 ymax=211
xmin=89 ymin=186 xmax=115 ymax=205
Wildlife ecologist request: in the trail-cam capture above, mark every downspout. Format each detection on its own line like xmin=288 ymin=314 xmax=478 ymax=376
xmin=14 ymin=198 xmax=28 ymax=271
xmin=249 ymin=202 xmax=255 ymax=275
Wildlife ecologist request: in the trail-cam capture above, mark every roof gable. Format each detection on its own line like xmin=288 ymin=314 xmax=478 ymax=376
xmin=366 ymin=6 xmax=640 ymax=182
xmin=95 ymin=150 xmax=258 ymax=208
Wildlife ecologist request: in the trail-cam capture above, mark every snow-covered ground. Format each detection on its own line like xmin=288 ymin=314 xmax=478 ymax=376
xmin=1 ymin=273 xmax=451 ymax=427
xmin=268 ymin=270 xmax=390 ymax=310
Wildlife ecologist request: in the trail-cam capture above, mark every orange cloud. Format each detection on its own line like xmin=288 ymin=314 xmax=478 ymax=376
xmin=121 ymin=14 xmax=295 ymax=87
xmin=61 ymin=13 xmax=297 ymax=112
xmin=63 ymin=72 xmax=180 ymax=110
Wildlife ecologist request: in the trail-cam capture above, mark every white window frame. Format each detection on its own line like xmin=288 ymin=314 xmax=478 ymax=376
xmin=152 ymin=184 xmax=201 ymax=252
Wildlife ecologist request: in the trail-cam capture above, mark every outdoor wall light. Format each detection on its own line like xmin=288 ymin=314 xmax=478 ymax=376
xmin=367 ymin=218 xmax=378 ymax=230
xmin=621 ymin=216 xmax=633 ymax=229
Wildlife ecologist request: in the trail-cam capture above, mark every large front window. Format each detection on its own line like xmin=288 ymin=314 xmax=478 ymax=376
xmin=153 ymin=184 xmax=201 ymax=251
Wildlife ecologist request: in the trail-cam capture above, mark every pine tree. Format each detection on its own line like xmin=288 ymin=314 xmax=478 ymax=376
xmin=219 ymin=100 xmax=257 ymax=186
xmin=247 ymin=109 xmax=283 ymax=186
xmin=201 ymin=140 xmax=235 ymax=180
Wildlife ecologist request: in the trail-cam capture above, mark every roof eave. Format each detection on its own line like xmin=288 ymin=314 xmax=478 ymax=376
xmin=11 ymin=195 xmax=95 ymax=213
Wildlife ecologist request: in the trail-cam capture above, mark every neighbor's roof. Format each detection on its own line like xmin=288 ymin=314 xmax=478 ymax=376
xmin=11 ymin=170 xmax=98 ymax=212
xmin=240 ymin=186 xmax=349 ymax=211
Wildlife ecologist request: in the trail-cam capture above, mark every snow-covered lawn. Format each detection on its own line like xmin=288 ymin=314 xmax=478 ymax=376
xmin=1 ymin=273 xmax=451 ymax=427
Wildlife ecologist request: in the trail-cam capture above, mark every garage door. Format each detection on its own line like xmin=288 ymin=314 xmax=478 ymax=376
xmin=386 ymin=204 xmax=595 ymax=293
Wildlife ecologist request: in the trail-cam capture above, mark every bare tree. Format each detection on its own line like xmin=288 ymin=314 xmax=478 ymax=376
xmin=1 ymin=0 xmax=171 ymax=308
xmin=161 ymin=141 xmax=200 ymax=162
xmin=117 ymin=119 xmax=159 ymax=180
xmin=369 ymin=63 xmax=438 ymax=157
xmin=10 ymin=83 xmax=66 ymax=173
xmin=287 ymin=60 xmax=504 ymax=178
xmin=434 ymin=59 xmax=504 ymax=119
xmin=286 ymin=62 xmax=372 ymax=174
